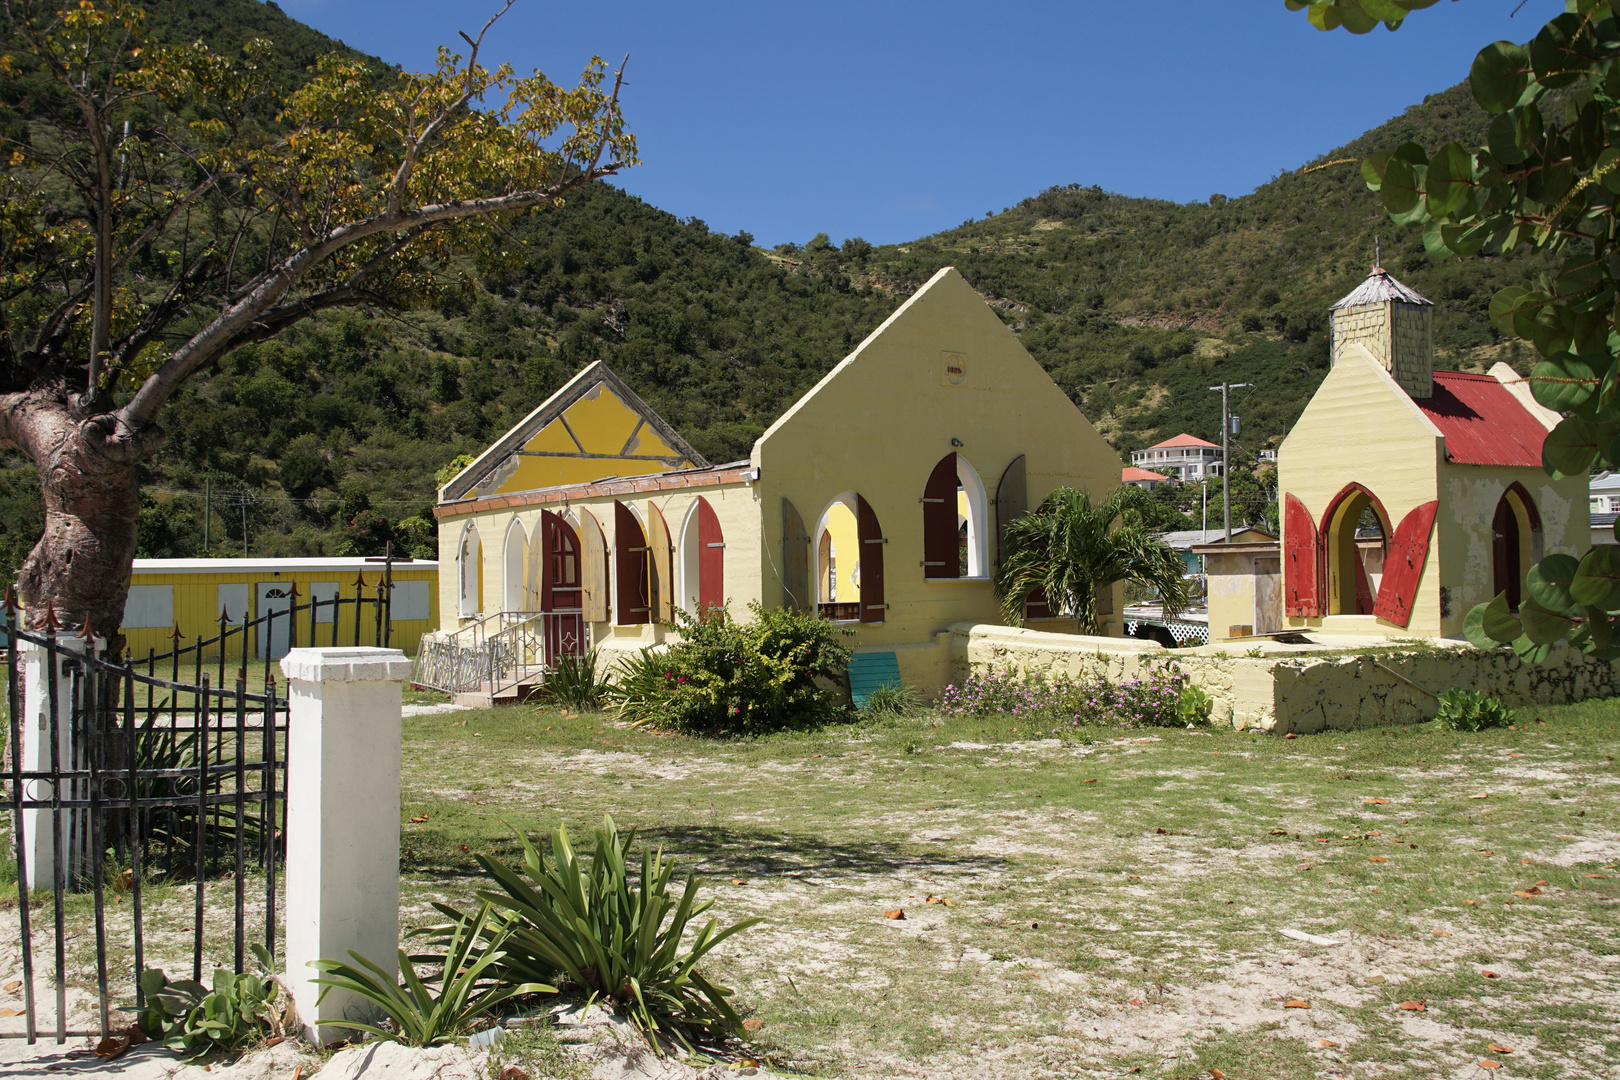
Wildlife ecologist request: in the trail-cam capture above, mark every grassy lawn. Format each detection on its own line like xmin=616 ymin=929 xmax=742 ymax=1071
xmin=399 ymin=698 xmax=1620 ymax=1080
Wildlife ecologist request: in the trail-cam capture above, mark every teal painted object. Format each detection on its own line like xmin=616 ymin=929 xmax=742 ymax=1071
xmin=847 ymin=652 xmax=901 ymax=709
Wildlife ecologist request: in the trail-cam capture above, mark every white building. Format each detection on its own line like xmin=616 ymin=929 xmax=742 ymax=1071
xmin=1591 ymin=470 xmax=1620 ymax=514
xmin=1130 ymin=433 xmax=1222 ymax=479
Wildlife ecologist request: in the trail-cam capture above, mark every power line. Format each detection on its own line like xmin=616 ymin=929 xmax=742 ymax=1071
xmin=145 ymin=487 xmax=434 ymax=511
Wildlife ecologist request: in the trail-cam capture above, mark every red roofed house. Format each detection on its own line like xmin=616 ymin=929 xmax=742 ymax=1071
xmin=1275 ymin=265 xmax=1587 ymax=639
xmin=1130 ymin=432 xmax=1222 ymax=479
xmin=1122 ymin=466 xmax=1171 ymax=490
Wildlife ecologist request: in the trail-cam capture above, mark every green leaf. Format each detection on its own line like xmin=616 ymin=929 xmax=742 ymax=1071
xmin=1529 ymin=353 xmax=1599 ymax=411
xmin=1489 ymin=286 xmax=1530 ymax=335
xmin=1559 ymin=251 xmax=1608 ymax=297
xmin=1362 ymin=149 xmax=1393 ymax=190
xmin=1542 ymin=416 xmax=1603 ymax=476
xmin=1511 ymin=634 xmax=1552 ymax=663
xmin=1571 ymin=545 xmax=1620 ymax=609
xmin=1519 ymin=597 xmax=1579 ymax=644
xmin=1439 ymin=221 xmax=1491 ymax=258
xmin=1380 ymin=157 xmax=1422 ymax=215
xmin=1336 ymin=0 xmax=1379 ymax=33
xmin=1597 ymin=147 xmax=1620 ymax=195
xmin=1480 ymin=591 xmax=1521 ymax=643
xmin=1527 ymin=553 xmax=1582 ymax=613
xmin=1425 ymin=142 xmax=1476 ymax=218
xmin=1487 ymin=113 xmax=1527 ymax=165
xmin=1308 ymin=3 xmax=1342 ymax=31
xmin=1471 ymin=41 xmax=1531 ymax=113
xmin=1462 ymin=602 xmax=1500 ymax=649
xmin=1530 ymin=13 xmax=1587 ymax=90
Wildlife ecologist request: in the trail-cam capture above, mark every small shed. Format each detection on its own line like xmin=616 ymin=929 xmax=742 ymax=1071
xmin=1191 ymin=532 xmax=1281 ymax=641
xmin=123 ymin=557 xmax=439 ymax=659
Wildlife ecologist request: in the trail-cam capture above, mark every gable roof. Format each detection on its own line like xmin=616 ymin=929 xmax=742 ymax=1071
xmin=1147 ymin=433 xmax=1219 ymax=450
xmin=1416 ymin=370 xmax=1546 ymax=468
xmin=1330 ymin=267 xmax=1432 ymax=309
xmin=439 ymin=361 xmax=708 ymax=502
xmin=1123 ymin=467 xmax=1170 ymax=482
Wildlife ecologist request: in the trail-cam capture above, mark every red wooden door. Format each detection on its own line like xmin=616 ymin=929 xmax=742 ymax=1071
xmin=1283 ymin=493 xmax=1320 ymax=617
xmin=614 ymin=500 xmax=650 ymax=625
xmin=856 ymin=494 xmax=886 ymax=623
xmin=922 ymin=454 xmax=959 ymax=579
xmin=1373 ymin=500 xmax=1438 ymax=628
xmin=541 ymin=509 xmax=584 ymax=662
xmin=696 ymin=496 xmax=725 ymax=613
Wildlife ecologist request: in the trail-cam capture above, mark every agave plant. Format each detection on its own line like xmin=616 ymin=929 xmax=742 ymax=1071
xmin=451 ymin=815 xmax=760 ymax=1051
xmin=310 ymin=903 xmax=553 ymax=1046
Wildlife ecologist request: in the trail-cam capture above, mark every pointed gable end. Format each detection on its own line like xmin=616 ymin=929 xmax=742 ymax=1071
xmin=439 ymin=361 xmax=709 ymax=502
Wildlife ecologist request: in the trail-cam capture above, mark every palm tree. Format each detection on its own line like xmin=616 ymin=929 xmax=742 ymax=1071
xmin=994 ymin=486 xmax=1189 ymax=633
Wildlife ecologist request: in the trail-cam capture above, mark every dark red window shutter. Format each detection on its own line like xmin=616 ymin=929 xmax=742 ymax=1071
xmin=541 ymin=509 xmax=581 ymax=612
xmin=696 ymin=496 xmax=725 ymax=612
xmin=1373 ymin=500 xmax=1438 ymax=628
xmin=922 ymin=453 xmax=959 ymax=579
xmin=1283 ymin=493 xmax=1320 ymax=617
xmin=614 ymin=500 xmax=650 ymax=625
xmin=857 ymin=494 xmax=886 ymax=623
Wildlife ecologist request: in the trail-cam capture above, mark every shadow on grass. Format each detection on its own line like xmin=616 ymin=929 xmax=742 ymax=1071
xmin=639 ymin=824 xmax=1009 ymax=880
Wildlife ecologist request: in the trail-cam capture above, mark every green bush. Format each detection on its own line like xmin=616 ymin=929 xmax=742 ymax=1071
xmin=449 ymin=815 xmax=760 ymax=1052
xmin=137 ymin=946 xmax=287 ymax=1061
xmin=860 ymin=681 xmax=923 ymax=720
xmin=1175 ymin=684 xmax=1213 ymax=727
xmin=1433 ymin=688 xmax=1514 ymax=732
xmin=311 ymin=903 xmax=552 ymax=1046
xmin=609 ymin=604 xmax=853 ymax=735
xmin=545 ymin=649 xmax=608 ymax=711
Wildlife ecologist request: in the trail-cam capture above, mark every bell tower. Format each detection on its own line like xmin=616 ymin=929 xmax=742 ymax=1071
xmin=1328 ymin=264 xmax=1433 ymax=399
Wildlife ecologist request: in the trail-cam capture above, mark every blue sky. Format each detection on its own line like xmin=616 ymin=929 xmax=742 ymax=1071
xmin=277 ymin=0 xmax=1561 ymax=248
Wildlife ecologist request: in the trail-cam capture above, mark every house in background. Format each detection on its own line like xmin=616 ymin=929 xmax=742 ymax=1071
xmin=122 ymin=557 xmax=438 ymax=659
xmin=1122 ymin=466 xmax=1170 ymax=490
xmin=432 ymin=267 xmax=1125 ymax=696
xmin=1159 ymin=527 xmax=1273 ymax=576
xmin=1591 ymin=471 xmax=1620 ymax=546
xmin=1278 ymin=265 xmax=1586 ymax=639
xmin=1130 ymin=433 xmax=1222 ymax=479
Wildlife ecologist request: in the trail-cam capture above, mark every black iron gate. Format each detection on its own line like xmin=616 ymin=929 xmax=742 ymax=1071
xmin=1 ymin=618 xmax=294 ymax=1043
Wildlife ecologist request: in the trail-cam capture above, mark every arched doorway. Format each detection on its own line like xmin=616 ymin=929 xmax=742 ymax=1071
xmin=540 ymin=509 xmax=584 ymax=662
xmin=814 ymin=494 xmax=863 ymax=621
xmin=1492 ymin=483 xmax=1542 ymax=611
xmin=921 ymin=453 xmax=989 ymax=579
xmin=614 ymin=501 xmax=651 ymax=625
xmin=502 ymin=518 xmax=527 ymax=613
xmin=457 ymin=523 xmax=482 ymax=618
xmin=679 ymin=497 xmax=725 ymax=616
xmin=1320 ymin=483 xmax=1391 ymax=616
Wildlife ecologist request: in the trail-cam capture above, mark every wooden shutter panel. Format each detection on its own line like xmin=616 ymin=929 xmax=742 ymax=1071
xmin=995 ymin=455 xmax=1026 ymax=570
xmin=1283 ymin=493 xmax=1320 ymax=617
xmin=647 ymin=502 xmax=673 ymax=624
xmin=614 ymin=500 xmax=650 ymax=625
xmin=922 ymin=453 xmax=959 ymax=579
xmin=696 ymin=496 xmax=725 ymax=612
xmin=857 ymin=494 xmax=886 ymax=623
xmin=578 ymin=510 xmax=608 ymax=622
xmin=540 ymin=509 xmax=559 ymax=611
xmin=1373 ymin=500 xmax=1438 ymax=628
xmin=782 ymin=498 xmax=811 ymax=612
xmin=524 ymin=516 xmax=544 ymax=611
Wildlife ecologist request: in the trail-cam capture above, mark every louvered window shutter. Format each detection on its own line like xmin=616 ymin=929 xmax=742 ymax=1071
xmin=1372 ymin=501 xmax=1438 ymax=628
xmin=857 ymin=494 xmax=886 ymax=623
xmin=647 ymin=502 xmax=673 ymax=624
xmin=578 ymin=510 xmax=609 ymax=622
xmin=696 ymin=496 xmax=725 ymax=612
xmin=614 ymin=500 xmax=650 ymax=625
xmin=781 ymin=498 xmax=811 ymax=612
xmin=922 ymin=454 xmax=959 ymax=578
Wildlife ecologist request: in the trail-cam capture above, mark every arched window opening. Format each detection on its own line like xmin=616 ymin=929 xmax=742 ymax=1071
xmin=457 ymin=523 xmax=482 ymax=618
xmin=614 ymin=501 xmax=651 ymax=626
xmin=1321 ymin=483 xmax=1390 ymax=616
xmin=502 ymin=518 xmax=527 ymax=613
xmin=922 ymin=453 xmax=988 ymax=579
xmin=1493 ymin=484 xmax=1542 ymax=611
xmin=814 ymin=495 xmax=863 ymax=621
xmin=679 ymin=497 xmax=725 ymax=617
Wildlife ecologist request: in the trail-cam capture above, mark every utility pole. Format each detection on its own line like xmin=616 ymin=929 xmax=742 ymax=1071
xmin=203 ymin=479 xmax=210 ymax=553
xmin=1208 ymin=382 xmax=1251 ymax=541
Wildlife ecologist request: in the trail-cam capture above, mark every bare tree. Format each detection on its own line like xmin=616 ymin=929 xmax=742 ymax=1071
xmin=0 ymin=0 xmax=635 ymax=638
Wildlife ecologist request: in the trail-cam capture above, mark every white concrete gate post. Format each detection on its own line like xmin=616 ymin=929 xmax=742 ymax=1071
xmin=278 ymin=646 xmax=411 ymax=1044
xmin=19 ymin=630 xmax=104 ymax=890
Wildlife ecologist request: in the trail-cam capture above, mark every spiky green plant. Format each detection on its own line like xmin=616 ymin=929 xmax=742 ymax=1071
xmin=450 ymin=815 xmax=759 ymax=1052
xmin=546 ymin=648 xmax=607 ymax=711
xmin=995 ymin=486 xmax=1189 ymax=633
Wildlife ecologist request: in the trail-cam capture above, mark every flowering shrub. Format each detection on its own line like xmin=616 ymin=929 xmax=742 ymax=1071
xmin=939 ymin=661 xmax=1195 ymax=734
xmin=608 ymin=603 xmax=853 ymax=736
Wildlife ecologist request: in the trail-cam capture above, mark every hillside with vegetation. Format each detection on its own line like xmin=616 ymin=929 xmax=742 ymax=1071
xmin=0 ymin=0 xmax=1547 ymax=573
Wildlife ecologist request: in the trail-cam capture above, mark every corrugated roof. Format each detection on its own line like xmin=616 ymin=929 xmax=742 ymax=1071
xmin=1416 ymin=371 xmax=1548 ymax=467
xmin=1122 ymin=467 xmax=1170 ymax=481
xmin=1147 ymin=433 xmax=1219 ymax=450
xmin=1330 ymin=267 xmax=1432 ymax=310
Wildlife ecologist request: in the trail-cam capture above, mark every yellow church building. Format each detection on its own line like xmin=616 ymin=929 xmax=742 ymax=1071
xmin=1274 ymin=265 xmax=1587 ymax=640
xmin=431 ymin=267 xmax=1124 ymax=695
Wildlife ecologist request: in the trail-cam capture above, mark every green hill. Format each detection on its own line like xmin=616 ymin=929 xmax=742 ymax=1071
xmin=0 ymin=0 xmax=1544 ymax=572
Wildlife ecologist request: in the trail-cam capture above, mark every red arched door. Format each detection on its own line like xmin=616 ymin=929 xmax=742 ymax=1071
xmin=541 ymin=509 xmax=585 ymax=663
xmin=695 ymin=496 xmax=725 ymax=613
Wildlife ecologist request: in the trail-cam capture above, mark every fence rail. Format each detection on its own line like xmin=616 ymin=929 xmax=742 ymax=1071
xmin=412 ymin=611 xmax=587 ymax=702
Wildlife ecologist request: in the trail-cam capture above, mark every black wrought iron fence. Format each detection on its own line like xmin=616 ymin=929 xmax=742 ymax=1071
xmin=2 ymin=611 xmax=289 ymax=1044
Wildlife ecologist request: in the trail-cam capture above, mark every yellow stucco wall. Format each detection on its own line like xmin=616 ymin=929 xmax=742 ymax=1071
xmin=1278 ymin=344 xmax=1444 ymax=636
xmin=753 ymin=266 xmax=1124 ymax=696
xmin=123 ymin=560 xmax=439 ymax=658
xmin=1204 ymin=550 xmax=1260 ymax=641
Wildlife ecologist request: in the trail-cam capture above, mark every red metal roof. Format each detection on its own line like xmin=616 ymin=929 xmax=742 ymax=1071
xmin=1122 ymin=467 xmax=1170 ymax=482
xmin=1147 ymin=432 xmax=1219 ymax=450
xmin=1415 ymin=371 xmax=1548 ymax=468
